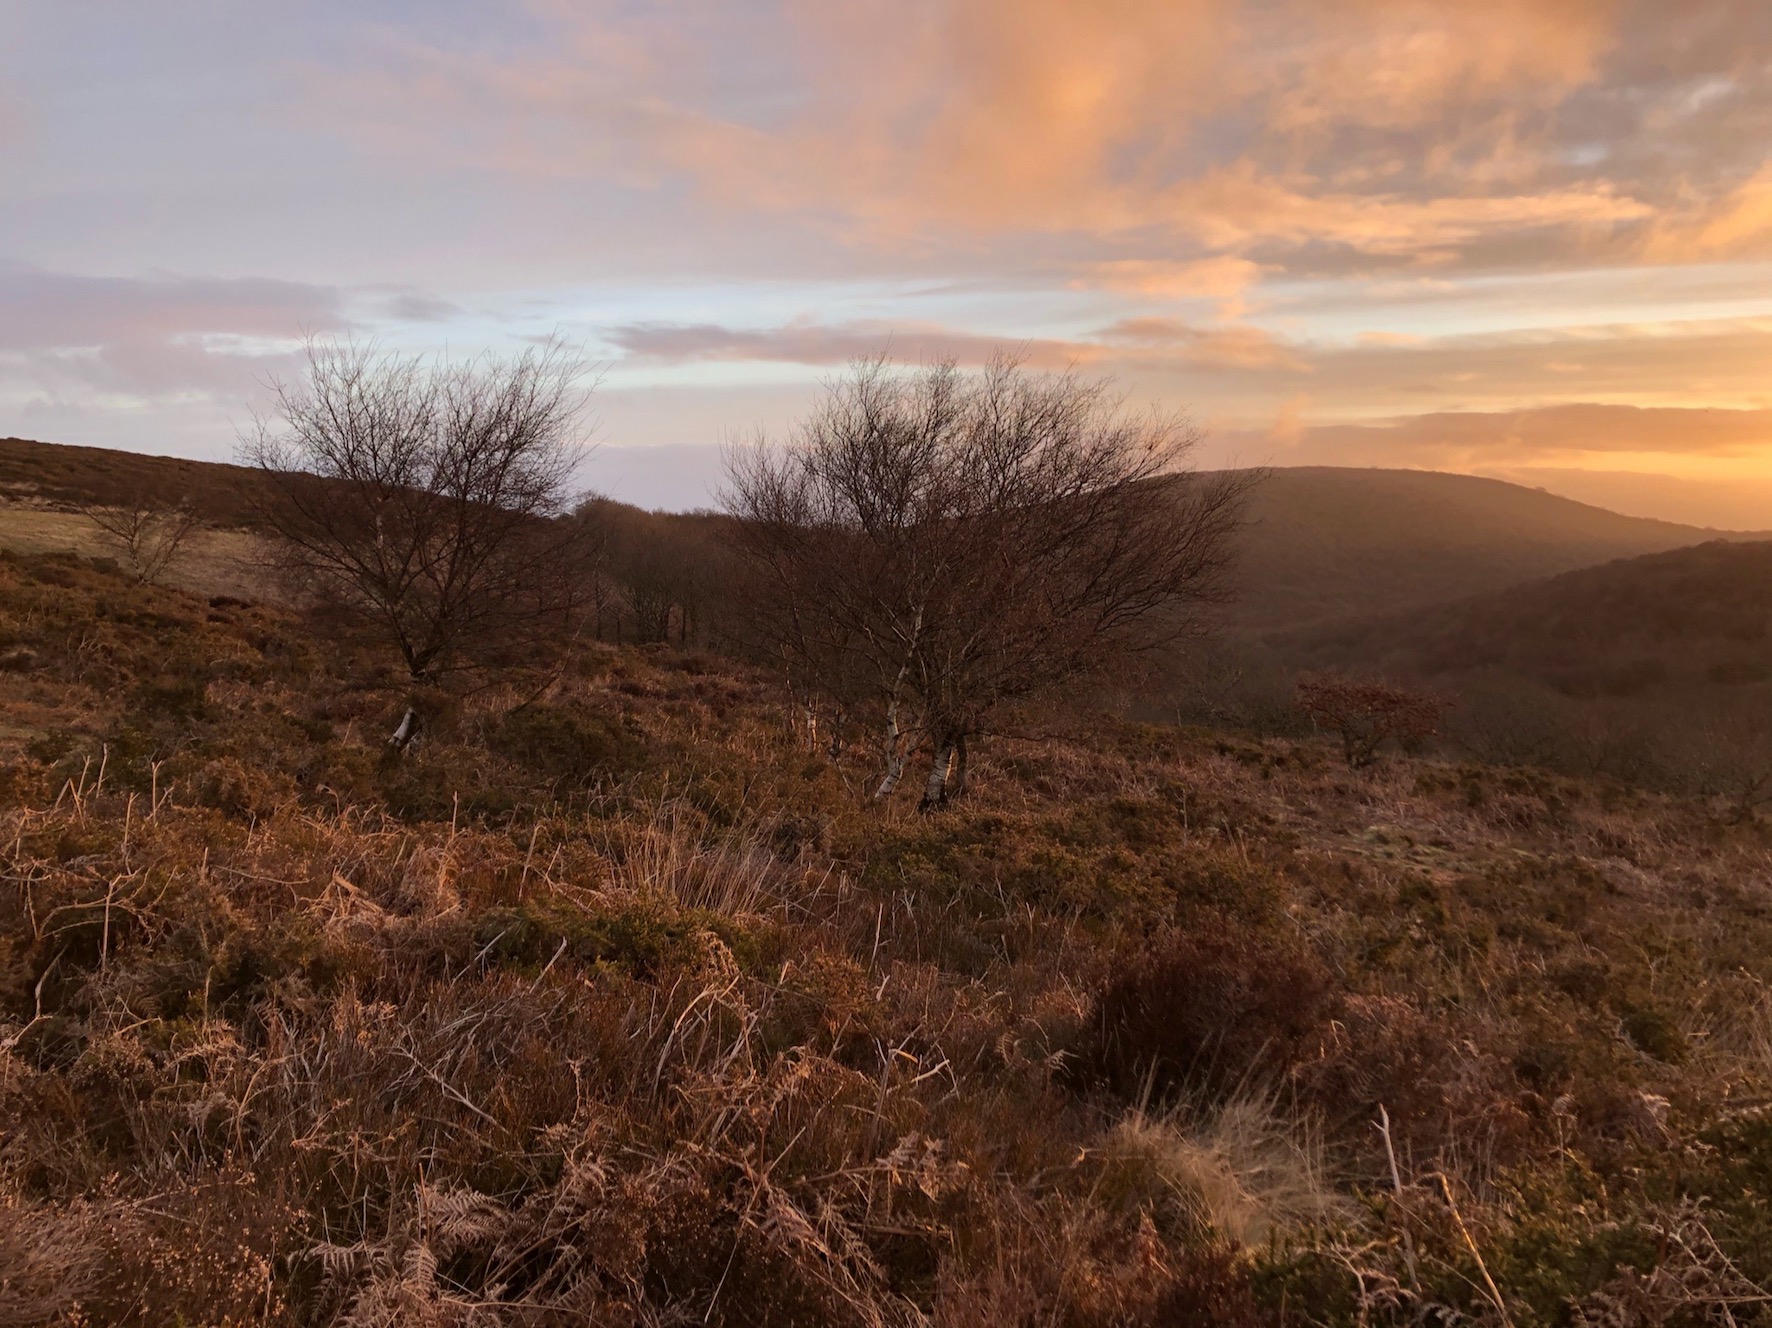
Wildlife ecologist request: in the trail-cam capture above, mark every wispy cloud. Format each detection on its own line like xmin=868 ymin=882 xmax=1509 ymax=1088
xmin=605 ymin=313 xmax=1312 ymax=374
xmin=0 ymin=264 xmax=343 ymax=355
xmin=0 ymin=264 xmax=344 ymax=402
xmin=1238 ymin=403 xmax=1772 ymax=475
xmin=0 ymin=264 xmax=465 ymax=454
xmin=603 ymin=319 xmax=1074 ymax=368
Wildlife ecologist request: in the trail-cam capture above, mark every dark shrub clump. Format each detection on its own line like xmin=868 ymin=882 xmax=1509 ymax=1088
xmin=1071 ymin=916 xmax=1338 ymax=1104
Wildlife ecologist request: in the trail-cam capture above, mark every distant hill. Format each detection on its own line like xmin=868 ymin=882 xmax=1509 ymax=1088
xmin=1225 ymin=467 xmax=1766 ymax=634
xmin=0 ymin=436 xmax=264 ymax=527
xmin=7 ymin=439 xmax=1766 ymax=643
xmin=1283 ymin=539 xmax=1772 ymax=701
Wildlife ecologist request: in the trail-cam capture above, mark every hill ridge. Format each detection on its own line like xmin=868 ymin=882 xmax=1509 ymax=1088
xmin=7 ymin=435 xmax=1768 ymax=640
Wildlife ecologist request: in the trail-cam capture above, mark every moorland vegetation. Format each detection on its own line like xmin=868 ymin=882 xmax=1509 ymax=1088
xmin=4 ymin=350 xmax=1772 ymax=1325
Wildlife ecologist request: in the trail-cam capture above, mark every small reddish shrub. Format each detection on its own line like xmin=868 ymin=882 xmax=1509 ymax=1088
xmin=1072 ymin=918 xmax=1339 ymax=1103
xmin=1297 ymin=674 xmax=1446 ymax=768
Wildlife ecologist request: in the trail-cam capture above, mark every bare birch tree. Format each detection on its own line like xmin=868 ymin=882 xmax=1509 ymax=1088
xmin=724 ymin=356 xmax=1254 ymax=809
xmin=80 ymin=500 xmax=199 ymax=585
xmin=245 ymin=338 xmax=595 ymax=746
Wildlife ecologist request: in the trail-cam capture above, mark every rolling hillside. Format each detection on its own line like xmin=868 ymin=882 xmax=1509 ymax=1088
xmin=0 ymin=435 xmax=264 ymax=526
xmin=8 ymin=546 xmax=1772 ymax=1321
xmin=1226 ymin=466 xmax=1767 ymax=634
xmin=1282 ymin=538 xmax=1772 ymax=700
xmin=6 ymin=438 xmax=1764 ymax=646
xmin=11 ymin=440 xmax=1772 ymax=1318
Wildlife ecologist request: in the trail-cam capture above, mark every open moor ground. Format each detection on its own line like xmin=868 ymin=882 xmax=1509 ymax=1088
xmin=4 ymin=548 xmax=1772 ymax=1323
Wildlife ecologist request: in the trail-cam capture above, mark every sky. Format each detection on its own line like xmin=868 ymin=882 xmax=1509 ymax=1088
xmin=4 ymin=0 xmax=1772 ymax=523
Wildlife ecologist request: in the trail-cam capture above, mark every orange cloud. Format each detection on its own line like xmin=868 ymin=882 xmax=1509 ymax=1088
xmin=1169 ymin=159 xmax=1652 ymax=257
xmin=1264 ymin=0 xmax=1617 ymax=137
xmin=1099 ymin=317 xmax=1312 ymax=370
xmin=1194 ymin=403 xmax=1772 ymax=522
xmin=631 ymin=4 xmax=1243 ymax=243
xmin=1472 ymin=466 xmax=1772 ymax=528
xmin=334 ymin=0 xmax=1662 ymax=263
xmin=1646 ymin=164 xmax=1772 ymax=261
xmin=1360 ymin=403 xmax=1772 ymax=460
xmin=655 ymin=0 xmax=1653 ymax=257
xmin=1073 ymin=257 xmax=1268 ymax=317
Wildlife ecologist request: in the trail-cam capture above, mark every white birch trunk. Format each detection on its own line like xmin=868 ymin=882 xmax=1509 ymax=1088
xmin=388 ymin=707 xmax=418 ymax=750
xmin=919 ymin=741 xmax=955 ymax=811
xmin=874 ymin=703 xmax=908 ymax=799
xmin=947 ymin=734 xmax=969 ymax=802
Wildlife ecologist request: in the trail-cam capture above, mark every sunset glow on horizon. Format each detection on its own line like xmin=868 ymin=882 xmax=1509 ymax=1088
xmin=5 ymin=1 xmax=1772 ymax=522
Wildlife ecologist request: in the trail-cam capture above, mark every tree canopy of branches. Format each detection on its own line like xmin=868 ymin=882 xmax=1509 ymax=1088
xmin=1297 ymin=673 xmax=1446 ymax=769
xmin=80 ymin=499 xmax=199 ymax=585
xmin=577 ymin=497 xmax=737 ymax=646
xmin=246 ymin=339 xmax=594 ymax=725
xmin=724 ymin=356 xmax=1253 ymax=809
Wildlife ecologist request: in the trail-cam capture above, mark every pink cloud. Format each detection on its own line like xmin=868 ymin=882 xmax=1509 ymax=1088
xmin=604 ymin=319 xmax=1088 ymax=370
xmin=0 ymin=264 xmax=344 ymax=353
xmin=1097 ymin=317 xmax=1312 ymax=370
xmin=0 ymin=265 xmax=348 ymax=404
xmin=605 ymin=314 xmax=1314 ymax=375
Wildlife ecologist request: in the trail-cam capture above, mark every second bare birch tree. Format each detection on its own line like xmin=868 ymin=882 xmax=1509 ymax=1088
xmin=724 ymin=355 xmax=1254 ymax=808
xmin=245 ymin=338 xmax=596 ymax=747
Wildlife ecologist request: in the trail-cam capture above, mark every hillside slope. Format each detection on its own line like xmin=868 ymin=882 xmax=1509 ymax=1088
xmin=0 ymin=435 xmax=264 ymax=526
xmin=7 ymin=440 xmax=1758 ymax=637
xmin=1284 ymin=539 xmax=1772 ymax=699
xmin=1227 ymin=466 xmax=1764 ymax=633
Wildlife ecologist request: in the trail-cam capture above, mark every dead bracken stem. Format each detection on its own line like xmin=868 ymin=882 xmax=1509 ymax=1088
xmin=1434 ymin=1170 xmax=1512 ymax=1327
xmin=1375 ymin=1104 xmax=1420 ymax=1291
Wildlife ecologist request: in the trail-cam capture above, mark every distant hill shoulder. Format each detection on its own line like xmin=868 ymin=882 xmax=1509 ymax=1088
xmin=4 ymin=441 xmax=1764 ymax=640
xmin=0 ymin=436 xmax=263 ymax=527
xmin=1224 ymin=466 xmax=1768 ymax=634
xmin=1281 ymin=538 xmax=1772 ymax=700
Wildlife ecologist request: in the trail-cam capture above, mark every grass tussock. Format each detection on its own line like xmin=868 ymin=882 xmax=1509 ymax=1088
xmin=1103 ymin=1095 xmax=1345 ymax=1249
